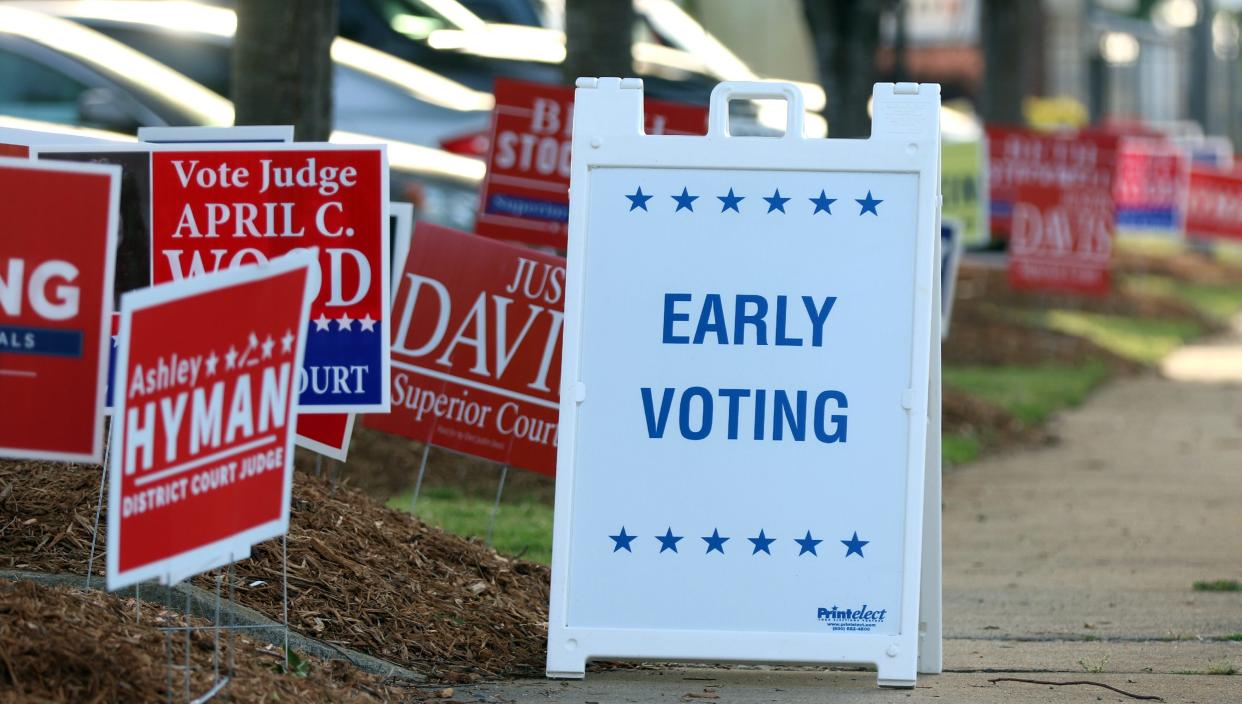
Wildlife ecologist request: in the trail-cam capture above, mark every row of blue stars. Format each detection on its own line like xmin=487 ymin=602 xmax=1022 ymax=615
xmin=609 ymin=527 xmax=869 ymax=557
xmin=625 ymin=187 xmax=882 ymax=216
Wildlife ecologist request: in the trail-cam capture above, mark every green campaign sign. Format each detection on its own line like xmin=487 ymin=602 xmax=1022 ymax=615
xmin=942 ymin=140 xmax=988 ymax=247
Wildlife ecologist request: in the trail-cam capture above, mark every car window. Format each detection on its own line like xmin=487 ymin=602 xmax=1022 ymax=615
xmin=0 ymin=48 xmax=89 ymax=124
xmin=78 ymin=22 xmax=233 ymax=97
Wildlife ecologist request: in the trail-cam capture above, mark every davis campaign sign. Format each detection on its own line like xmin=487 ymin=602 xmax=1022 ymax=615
xmin=548 ymin=80 xmax=941 ymax=687
xmin=108 ymin=251 xmax=314 ymax=590
xmin=1 ymin=157 xmax=119 ymax=462
xmin=147 ymin=145 xmax=390 ymax=413
xmin=366 ymin=223 xmax=564 ymax=475
xmin=987 ymin=127 xmax=1118 ymax=295
xmin=475 ymin=78 xmax=708 ymax=248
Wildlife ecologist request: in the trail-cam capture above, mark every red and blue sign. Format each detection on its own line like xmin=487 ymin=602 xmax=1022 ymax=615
xmin=475 ymin=78 xmax=708 ymax=248
xmin=1113 ymin=138 xmax=1188 ymax=234
xmin=0 ymin=157 xmax=119 ymax=462
xmin=147 ymin=145 xmax=390 ymax=413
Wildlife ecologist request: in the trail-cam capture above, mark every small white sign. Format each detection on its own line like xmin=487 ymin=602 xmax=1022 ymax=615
xmin=549 ymin=80 xmax=942 ymax=687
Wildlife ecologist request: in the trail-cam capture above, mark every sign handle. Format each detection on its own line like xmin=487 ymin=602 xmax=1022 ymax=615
xmin=706 ymin=81 xmax=805 ymax=139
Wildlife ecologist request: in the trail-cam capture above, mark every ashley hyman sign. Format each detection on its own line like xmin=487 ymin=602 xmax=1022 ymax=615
xmin=108 ymin=252 xmax=314 ymax=590
xmin=547 ymin=80 xmax=944 ymax=687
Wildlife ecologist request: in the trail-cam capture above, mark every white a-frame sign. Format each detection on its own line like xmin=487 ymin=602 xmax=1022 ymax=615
xmin=548 ymin=79 xmax=943 ymax=688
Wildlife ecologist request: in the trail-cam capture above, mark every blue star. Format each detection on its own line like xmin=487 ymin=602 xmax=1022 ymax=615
xmin=626 ymin=187 xmax=652 ymax=211
xmin=763 ymin=189 xmax=790 ymax=213
xmin=795 ymin=530 xmax=823 ymax=556
xmin=671 ymin=187 xmax=698 ymax=212
xmin=842 ymin=531 xmax=869 ymax=558
xmin=810 ymin=190 xmax=836 ymax=215
xmin=702 ymin=528 xmax=729 ymax=554
xmin=748 ymin=529 xmax=776 ymax=555
xmin=656 ymin=527 xmax=683 ymax=553
xmin=856 ymin=190 xmax=882 ymax=216
xmin=609 ymin=526 xmax=636 ymax=552
xmin=717 ymin=188 xmax=744 ymax=213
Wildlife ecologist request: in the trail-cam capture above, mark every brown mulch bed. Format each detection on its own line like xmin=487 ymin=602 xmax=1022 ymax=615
xmin=0 ymin=578 xmax=418 ymax=703
xmin=0 ymin=461 xmax=550 ymax=681
xmin=954 ymin=264 xmax=1218 ymax=327
xmin=942 ymin=387 xmax=1049 ymax=449
xmin=1114 ymin=248 xmax=1242 ymax=285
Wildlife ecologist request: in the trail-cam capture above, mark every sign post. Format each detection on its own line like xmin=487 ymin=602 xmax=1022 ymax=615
xmin=547 ymin=79 xmax=942 ymax=687
xmin=0 ymin=157 xmax=120 ymax=463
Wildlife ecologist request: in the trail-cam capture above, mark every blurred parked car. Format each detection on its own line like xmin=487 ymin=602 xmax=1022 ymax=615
xmin=340 ymin=0 xmax=828 ymax=136
xmin=10 ymin=0 xmax=495 ymax=150
xmin=0 ymin=5 xmax=483 ymax=230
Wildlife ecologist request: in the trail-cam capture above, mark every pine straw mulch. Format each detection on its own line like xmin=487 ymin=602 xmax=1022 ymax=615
xmin=0 ymin=460 xmax=550 ymax=682
xmin=0 ymin=578 xmax=424 ymax=703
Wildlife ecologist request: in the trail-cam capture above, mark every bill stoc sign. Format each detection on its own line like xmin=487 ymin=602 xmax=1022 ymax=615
xmin=0 ymin=157 xmax=119 ymax=463
xmin=107 ymin=251 xmax=315 ymax=590
xmin=548 ymin=80 xmax=943 ymax=687
xmin=475 ymin=78 xmax=708 ymax=249
xmin=366 ymin=222 xmax=565 ymax=475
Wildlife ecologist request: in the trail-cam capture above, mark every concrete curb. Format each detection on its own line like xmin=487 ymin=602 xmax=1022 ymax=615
xmin=0 ymin=569 xmax=426 ymax=683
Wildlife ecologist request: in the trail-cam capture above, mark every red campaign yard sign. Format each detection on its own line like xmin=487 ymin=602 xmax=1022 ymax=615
xmin=366 ymin=223 xmax=564 ymax=475
xmin=1113 ymin=138 xmax=1189 ymax=235
xmin=148 ymin=144 xmax=389 ymax=413
xmin=107 ymin=251 xmax=315 ymax=590
xmin=0 ymin=157 xmax=119 ymax=462
xmin=294 ymin=413 xmax=355 ymax=461
xmin=475 ymin=78 xmax=708 ymax=248
xmin=987 ymin=127 xmax=1118 ymax=295
xmin=1185 ymin=165 xmax=1242 ymax=241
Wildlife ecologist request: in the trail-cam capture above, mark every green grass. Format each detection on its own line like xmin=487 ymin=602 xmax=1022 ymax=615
xmin=1194 ymin=579 xmax=1242 ymax=592
xmin=1204 ymin=662 xmax=1238 ymax=676
xmin=1124 ymin=275 xmax=1242 ymax=323
xmin=388 ymin=486 xmax=554 ymax=564
xmin=1218 ymin=634 xmax=1242 ymax=641
xmin=1034 ymin=310 xmax=1203 ymax=365
xmin=943 ymin=433 xmax=981 ymax=466
xmin=944 ymin=361 xmax=1113 ymax=426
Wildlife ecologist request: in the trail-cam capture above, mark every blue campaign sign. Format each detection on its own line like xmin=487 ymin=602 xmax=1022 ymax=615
xmin=940 ymin=218 xmax=964 ymax=339
xmin=549 ymin=80 xmax=943 ymax=687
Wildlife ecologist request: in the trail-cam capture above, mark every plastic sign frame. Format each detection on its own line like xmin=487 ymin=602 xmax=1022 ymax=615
xmin=548 ymin=79 xmax=943 ymax=688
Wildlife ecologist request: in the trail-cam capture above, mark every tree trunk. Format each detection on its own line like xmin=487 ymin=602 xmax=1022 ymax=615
xmin=980 ymin=0 xmax=1033 ymax=125
xmin=801 ymin=0 xmax=884 ymax=138
xmin=564 ymin=0 xmax=635 ymax=84
xmin=232 ymin=0 xmax=337 ymax=141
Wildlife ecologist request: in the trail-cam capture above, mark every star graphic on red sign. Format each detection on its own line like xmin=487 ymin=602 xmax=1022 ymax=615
xmin=338 ymin=313 xmax=353 ymax=331
xmin=313 ymin=314 xmax=331 ymax=332
xmin=280 ymin=329 xmax=294 ymax=353
xmin=359 ymin=314 xmax=376 ymax=332
xmin=261 ymin=335 xmax=275 ymax=359
xmin=205 ymin=351 xmax=219 ymax=376
xmin=224 ymin=345 xmax=239 ymax=370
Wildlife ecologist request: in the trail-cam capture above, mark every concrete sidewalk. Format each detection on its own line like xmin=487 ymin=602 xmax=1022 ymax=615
xmin=472 ymin=343 xmax=1242 ymax=702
